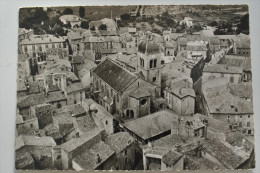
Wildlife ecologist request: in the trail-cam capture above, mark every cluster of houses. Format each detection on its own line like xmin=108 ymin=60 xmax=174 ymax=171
xmin=16 ymin=13 xmax=254 ymax=171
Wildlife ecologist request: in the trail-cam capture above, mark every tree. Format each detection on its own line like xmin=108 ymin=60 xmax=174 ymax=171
xmin=99 ymin=24 xmax=107 ymax=30
xmin=236 ymin=13 xmax=249 ymax=34
xmin=120 ymin=13 xmax=131 ymax=21
xmin=209 ymin=21 xmax=218 ymax=27
xmin=80 ymin=21 xmax=89 ymax=29
xmin=62 ymin=8 xmax=73 ymax=15
xmin=79 ymin=7 xmax=85 ymax=18
xmin=90 ymin=26 xmax=96 ymax=31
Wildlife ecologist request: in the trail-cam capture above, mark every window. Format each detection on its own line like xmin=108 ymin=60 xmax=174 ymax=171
xmin=248 ymin=115 xmax=251 ymax=118
xmin=154 ymin=59 xmax=157 ymax=68
xmin=140 ymin=99 xmax=147 ymax=105
xmin=230 ymin=76 xmax=234 ymax=83
xmin=30 ymin=124 xmax=33 ymax=128
xmin=57 ymin=103 xmax=61 ymax=108
xmin=74 ymin=100 xmax=77 ymax=104
xmin=150 ymin=60 xmax=153 ymax=68
xmin=240 ymin=115 xmax=242 ymax=119
xmin=105 ymin=120 xmax=108 ymax=125
xmin=227 ymin=116 xmax=230 ymax=120
xmin=161 ymin=60 xmax=165 ymax=65
xmin=239 ymin=122 xmax=242 ymax=128
xmin=247 ymin=122 xmax=250 ymax=127
xmin=153 ymin=77 xmax=157 ymax=82
xmin=248 ymin=130 xmax=252 ymax=134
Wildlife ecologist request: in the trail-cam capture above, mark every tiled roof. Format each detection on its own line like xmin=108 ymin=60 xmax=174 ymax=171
xmin=203 ymin=64 xmax=243 ymax=74
xmin=122 ymin=110 xmax=179 ymax=140
xmin=16 ymin=136 xmax=56 ymax=150
xmin=55 ymin=103 xmax=86 ymax=117
xmin=203 ymin=85 xmax=253 ymax=114
xmin=228 ymin=82 xmax=252 ymax=99
xmin=67 ymin=82 xmax=85 ymax=93
xmin=105 ymin=132 xmax=134 ymax=154
xmin=17 ymin=91 xmax=66 ymax=108
xmin=20 ymin=35 xmax=66 ymax=45
xmin=72 ymin=141 xmax=115 ymax=170
xmin=74 ymin=115 xmax=99 ymax=133
xmin=162 ymin=150 xmax=183 ymax=166
xmin=60 ymin=132 xmax=99 ymax=153
xmin=92 ymin=58 xmax=138 ymax=92
xmin=202 ymin=138 xmax=249 ymax=169
xmin=67 ymin=31 xmax=82 ymax=40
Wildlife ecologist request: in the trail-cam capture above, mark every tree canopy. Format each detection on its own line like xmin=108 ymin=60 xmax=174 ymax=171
xmin=80 ymin=21 xmax=89 ymax=29
xmin=79 ymin=7 xmax=85 ymax=18
xmin=99 ymin=24 xmax=107 ymax=30
xmin=62 ymin=8 xmax=73 ymax=15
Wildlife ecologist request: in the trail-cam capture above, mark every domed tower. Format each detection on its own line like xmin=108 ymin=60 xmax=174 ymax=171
xmin=137 ymin=40 xmax=162 ymax=87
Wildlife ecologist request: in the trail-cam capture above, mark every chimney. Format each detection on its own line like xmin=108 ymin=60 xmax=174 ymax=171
xmin=97 ymin=154 xmax=102 ymax=164
xmin=175 ymin=143 xmax=181 ymax=152
xmin=202 ymin=119 xmax=208 ymax=139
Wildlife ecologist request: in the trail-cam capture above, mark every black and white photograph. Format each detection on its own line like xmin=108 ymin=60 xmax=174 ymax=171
xmin=14 ymin=4 xmax=255 ymax=171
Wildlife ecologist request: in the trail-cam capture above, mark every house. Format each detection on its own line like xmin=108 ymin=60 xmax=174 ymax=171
xmin=164 ymin=87 xmax=195 ymax=116
xmin=16 ymin=113 xmax=39 ymax=134
xmin=18 ymin=28 xmax=33 ymax=42
xmin=67 ymin=31 xmax=84 ymax=56
xmin=60 ymin=132 xmax=102 ymax=169
xmin=122 ymin=109 xmax=180 ymax=144
xmin=142 ymin=133 xmax=202 ymax=171
xmin=202 ymin=64 xmax=243 ymax=84
xmin=46 ymin=48 xmax=69 ymax=60
xmin=218 ymin=55 xmax=252 ymax=82
xmin=104 ymin=132 xmax=137 ymax=170
xmin=199 ymin=138 xmax=250 ymax=169
xmin=17 ymin=91 xmax=67 ymax=117
xmin=119 ymin=27 xmax=137 ymax=35
xmin=202 ymin=85 xmax=254 ymax=135
xmin=186 ymin=41 xmax=210 ymax=61
xmin=72 ymin=140 xmax=115 ymax=170
xmin=59 ymin=15 xmax=87 ymax=28
xmin=82 ymin=99 xmax=114 ymax=135
xmin=19 ymin=35 xmax=68 ymax=62
xmin=16 ymin=136 xmax=56 ymax=169
xmin=183 ymin=17 xmax=193 ymax=27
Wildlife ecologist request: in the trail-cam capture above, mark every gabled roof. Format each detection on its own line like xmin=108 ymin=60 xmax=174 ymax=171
xmin=92 ymin=58 xmax=138 ymax=92
xmin=203 ymin=64 xmax=243 ymax=74
xmin=72 ymin=141 xmax=115 ymax=170
xmin=162 ymin=150 xmax=183 ymax=166
xmin=17 ymin=91 xmax=66 ymax=108
xmin=105 ymin=132 xmax=134 ymax=154
xmin=170 ymin=87 xmax=195 ymax=99
xmin=202 ymin=138 xmax=249 ymax=169
xmin=16 ymin=136 xmax=56 ymax=150
xmin=129 ymin=87 xmax=151 ymax=99
xmin=74 ymin=115 xmax=99 ymax=134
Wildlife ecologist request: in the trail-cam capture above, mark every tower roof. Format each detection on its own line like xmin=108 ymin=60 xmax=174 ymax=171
xmin=138 ymin=40 xmax=160 ymax=54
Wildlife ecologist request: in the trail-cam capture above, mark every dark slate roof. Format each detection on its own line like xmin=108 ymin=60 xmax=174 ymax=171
xmin=162 ymin=150 xmax=183 ymax=166
xmin=92 ymin=58 xmax=138 ymax=92
xmin=104 ymin=132 xmax=134 ymax=154
xmin=138 ymin=40 xmax=160 ymax=54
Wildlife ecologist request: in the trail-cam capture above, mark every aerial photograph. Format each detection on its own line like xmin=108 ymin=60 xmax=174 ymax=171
xmin=15 ymin=5 xmax=254 ymax=171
